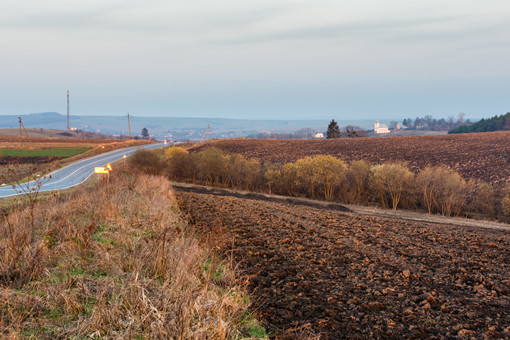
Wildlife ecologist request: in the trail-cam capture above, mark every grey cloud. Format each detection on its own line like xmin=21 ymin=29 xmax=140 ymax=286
xmin=216 ymin=14 xmax=509 ymax=47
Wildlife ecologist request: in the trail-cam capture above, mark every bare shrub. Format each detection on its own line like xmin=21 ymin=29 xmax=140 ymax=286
xmin=370 ymin=163 xmax=414 ymax=210
xmin=128 ymin=149 xmax=164 ymax=175
xmin=264 ymin=164 xmax=282 ymax=195
xmin=224 ymin=154 xmax=245 ymax=188
xmin=220 ymin=154 xmax=262 ymax=190
xmin=296 ymin=155 xmax=347 ymax=201
xmin=502 ymin=194 xmax=510 ymax=218
xmin=243 ymin=158 xmax=262 ymax=191
xmin=347 ymin=160 xmax=371 ymax=204
xmin=441 ymin=173 xmax=469 ymax=216
xmin=265 ymin=156 xmax=347 ymax=201
xmin=165 ymin=146 xmax=191 ymax=181
xmin=279 ymin=162 xmax=300 ymax=196
xmin=196 ymin=147 xmax=225 ymax=185
xmin=264 ymin=162 xmax=300 ymax=196
xmin=468 ymin=181 xmax=495 ymax=218
xmin=415 ymin=166 xmax=443 ymax=214
xmin=415 ymin=165 xmax=469 ymax=216
xmin=293 ymin=157 xmax=316 ymax=197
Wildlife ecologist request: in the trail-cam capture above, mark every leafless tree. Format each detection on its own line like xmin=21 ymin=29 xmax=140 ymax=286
xmin=458 ymin=112 xmax=466 ymax=124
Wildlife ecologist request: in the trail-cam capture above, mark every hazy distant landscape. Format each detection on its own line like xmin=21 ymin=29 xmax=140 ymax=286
xmin=0 ymin=112 xmax=397 ymax=140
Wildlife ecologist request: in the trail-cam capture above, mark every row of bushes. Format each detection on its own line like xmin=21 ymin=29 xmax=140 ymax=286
xmin=131 ymin=147 xmax=509 ymax=219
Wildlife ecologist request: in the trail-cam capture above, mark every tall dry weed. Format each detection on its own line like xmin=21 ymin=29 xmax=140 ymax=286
xmin=0 ymin=172 xmax=261 ymax=338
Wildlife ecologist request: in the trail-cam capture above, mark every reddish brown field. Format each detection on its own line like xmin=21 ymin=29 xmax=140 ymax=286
xmin=189 ymin=132 xmax=510 ymax=190
xmin=176 ymin=188 xmax=510 ymax=339
xmin=0 ymin=156 xmax=64 ymax=165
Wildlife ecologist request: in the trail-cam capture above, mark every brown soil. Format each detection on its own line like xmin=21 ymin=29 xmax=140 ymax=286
xmin=0 ymin=156 xmax=64 ymax=165
xmin=175 ymin=188 xmax=510 ymax=339
xmin=188 ymin=131 xmax=510 ymax=190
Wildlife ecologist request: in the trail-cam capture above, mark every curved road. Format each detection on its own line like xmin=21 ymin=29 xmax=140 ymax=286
xmin=0 ymin=143 xmax=165 ymax=198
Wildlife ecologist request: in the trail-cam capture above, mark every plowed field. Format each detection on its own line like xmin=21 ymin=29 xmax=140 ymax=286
xmin=0 ymin=156 xmax=63 ymax=165
xmin=190 ymin=131 xmax=510 ymax=189
xmin=176 ymin=189 xmax=510 ymax=339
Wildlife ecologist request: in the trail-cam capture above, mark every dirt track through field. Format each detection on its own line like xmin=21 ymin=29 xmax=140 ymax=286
xmin=171 ymin=182 xmax=510 ymax=232
xmin=175 ymin=185 xmax=510 ymax=339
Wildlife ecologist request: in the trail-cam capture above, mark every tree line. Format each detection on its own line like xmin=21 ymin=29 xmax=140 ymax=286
xmin=246 ymin=128 xmax=318 ymax=140
xmin=449 ymin=112 xmax=510 ymax=134
xmin=401 ymin=112 xmax=470 ymax=131
xmin=130 ymin=147 xmax=510 ymax=220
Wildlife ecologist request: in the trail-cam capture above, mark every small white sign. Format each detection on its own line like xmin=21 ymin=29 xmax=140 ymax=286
xmin=94 ymin=167 xmax=108 ymax=174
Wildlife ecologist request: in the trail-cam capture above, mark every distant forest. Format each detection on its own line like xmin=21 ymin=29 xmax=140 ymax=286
xmin=246 ymin=128 xmax=318 ymax=140
xmin=448 ymin=112 xmax=510 ymax=134
xmin=402 ymin=112 xmax=470 ymax=131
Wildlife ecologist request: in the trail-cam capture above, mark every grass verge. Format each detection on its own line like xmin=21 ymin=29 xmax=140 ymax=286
xmin=0 ymin=171 xmax=266 ymax=338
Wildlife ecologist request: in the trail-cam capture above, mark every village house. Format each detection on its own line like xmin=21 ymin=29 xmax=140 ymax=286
xmin=374 ymin=121 xmax=390 ymax=134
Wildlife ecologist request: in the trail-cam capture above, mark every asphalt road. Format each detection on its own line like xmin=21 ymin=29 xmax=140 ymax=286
xmin=0 ymin=143 xmax=165 ymax=198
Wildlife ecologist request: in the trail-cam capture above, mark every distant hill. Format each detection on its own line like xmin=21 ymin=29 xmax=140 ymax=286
xmin=0 ymin=128 xmax=117 ymax=140
xmin=0 ymin=112 xmax=393 ymax=141
xmin=0 ymin=112 xmax=66 ymax=130
xmin=449 ymin=112 xmax=510 ymax=134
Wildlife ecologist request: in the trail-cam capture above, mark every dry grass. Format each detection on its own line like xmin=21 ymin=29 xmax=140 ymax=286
xmin=0 ymin=171 xmax=264 ymax=338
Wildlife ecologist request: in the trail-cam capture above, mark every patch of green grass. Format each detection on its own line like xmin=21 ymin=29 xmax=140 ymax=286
xmin=69 ymin=267 xmax=86 ymax=277
xmin=143 ymin=229 xmax=155 ymax=237
xmin=93 ymin=224 xmax=115 ymax=245
xmin=0 ymin=147 xmax=90 ymax=158
xmin=240 ymin=314 xmax=268 ymax=339
xmin=171 ymin=202 xmax=181 ymax=214
xmin=43 ymin=235 xmax=55 ymax=249
xmin=202 ymin=258 xmax=229 ymax=283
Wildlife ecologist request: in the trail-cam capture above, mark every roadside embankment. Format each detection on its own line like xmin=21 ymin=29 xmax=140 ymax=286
xmin=0 ymin=172 xmax=264 ymax=338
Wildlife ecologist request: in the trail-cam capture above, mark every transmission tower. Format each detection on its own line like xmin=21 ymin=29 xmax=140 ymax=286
xmin=67 ymin=89 xmax=70 ymax=130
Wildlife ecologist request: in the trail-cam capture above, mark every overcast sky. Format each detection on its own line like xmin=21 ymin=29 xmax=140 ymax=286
xmin=1 ymin=0 xmax=509 ymax=120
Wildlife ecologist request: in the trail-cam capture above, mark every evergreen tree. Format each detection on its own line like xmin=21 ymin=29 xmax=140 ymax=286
xmin=449 ymin=112 xmax=510 ymax=134
xmin=141 ymin=127 xmax=149 ymax=138
xmin=326 ymin=119 xmax=341 ymax=139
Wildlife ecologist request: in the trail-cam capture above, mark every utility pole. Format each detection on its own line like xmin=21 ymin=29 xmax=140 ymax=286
xmin=127 ymin=113 xmax=131 ymax=140
xmin=201 ymin=124 xmax=210 ymax=143
xmin=19 ymin=117 xmax=22 ymax=148
xmin=18 ymin=117 xmax=30 ymax=147
xmin=67 ymin=89 xmax=70 ymax=130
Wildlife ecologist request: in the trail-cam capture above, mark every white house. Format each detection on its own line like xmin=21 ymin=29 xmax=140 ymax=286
xmin=374 ymin=121 xmax=390 ymax=134
xmin=314 ymin=132 xmax=324 ymax=138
